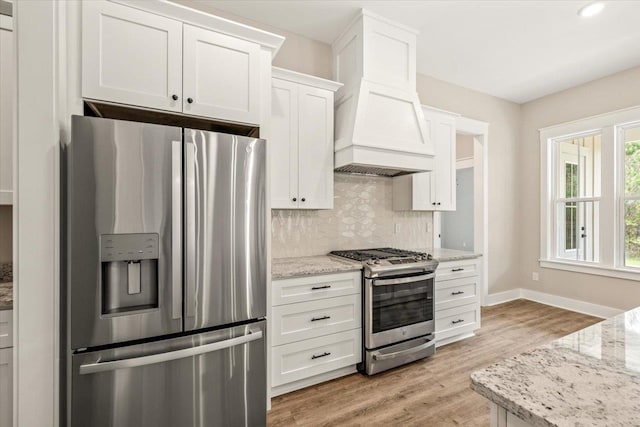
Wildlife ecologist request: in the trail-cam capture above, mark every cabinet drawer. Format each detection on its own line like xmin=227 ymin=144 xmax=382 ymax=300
xmin=435 ymin=276 xmax=478 ymax=311
xmin=272 ymin=295 xmax=361 ymax=346
xmin=436 ymin=259 xmax=478 ymax=281
xmin=272 ymin=271 xmax=361 ymax=306
xmin=0 ymin=311 xmax=11 ymax=349
xmin=435 ymin=303 xmax=479 ymax=340
xmin=271 ymin=329 xmax=361 ymax=387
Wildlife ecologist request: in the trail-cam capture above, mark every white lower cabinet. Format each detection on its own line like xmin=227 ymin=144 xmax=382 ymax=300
xmin=271 ymin=271 xmax=361 ymax=396
xmin=434 ymin=259 xmax=481 ymax=346
xmin=0 ymin=310 xmax=12 ymax=427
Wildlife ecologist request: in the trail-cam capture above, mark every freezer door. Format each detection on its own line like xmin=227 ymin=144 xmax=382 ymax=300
xmin=184 ymin=130 xmax=266 ymax=330
xmin=68 ymin=116 xmax=183 ymax=349
xmin=70 ymin=321 xmax=266 ymax=427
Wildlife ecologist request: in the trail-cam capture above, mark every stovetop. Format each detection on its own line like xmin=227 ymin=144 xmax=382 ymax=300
xmin=329 ymin=247 xmax=430 ymax=262
xmin=330 ymin=248 xmax=437 ymax=277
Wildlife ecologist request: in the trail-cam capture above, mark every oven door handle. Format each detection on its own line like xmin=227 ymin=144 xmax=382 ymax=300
xmin=372 ymin=339 xmax=435 ymax=361
xmin=372 ymin=273 xmax=434 ymax=287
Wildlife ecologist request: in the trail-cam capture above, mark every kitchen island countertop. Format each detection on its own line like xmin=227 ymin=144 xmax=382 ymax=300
xmin=471 ymin=306 xmax=640 ymax=427
xmin=0 ymin=282 xmax=12 ymax=311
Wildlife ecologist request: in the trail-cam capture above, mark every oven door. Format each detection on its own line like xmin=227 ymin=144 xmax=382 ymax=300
xmin=365 ymin=272 xmax=435 ymax=349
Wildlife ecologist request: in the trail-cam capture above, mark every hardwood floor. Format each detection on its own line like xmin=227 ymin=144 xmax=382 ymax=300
xmin=267 ymin=299 xmax=601 ymax=427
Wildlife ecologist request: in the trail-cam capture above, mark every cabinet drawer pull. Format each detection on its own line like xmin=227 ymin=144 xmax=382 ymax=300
xmin=311 ymin=285 xmax=331 ymax=290
xmin=311 ymin=315 xmax=331 ymax=322
xmin=311 ymin=351 xmax=331 ymax=360
xmin=451 ymin=319 xmax=465 ymax=324
xmin=451 ymin=291 xmax=465 ymax=295
xmin=451 ymin=268 xmax=465 ymax=272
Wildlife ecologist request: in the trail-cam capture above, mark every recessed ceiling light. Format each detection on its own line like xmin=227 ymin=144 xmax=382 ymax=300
xmin=578 ymin=2 xmax=605 ymax=17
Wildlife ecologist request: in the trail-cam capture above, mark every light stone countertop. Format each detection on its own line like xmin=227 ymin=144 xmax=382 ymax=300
xmin=272 ymin=256 xmax=362 ymax=280
xmin=0 ymin=282 xmax=12 ymax=311
xmin=471 ymin=307 xmax=640 ymax=427
xmin=427 ymin=248 xmax=482 ymax=262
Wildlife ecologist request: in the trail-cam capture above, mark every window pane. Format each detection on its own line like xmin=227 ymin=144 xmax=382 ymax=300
xmin=556 ymin=134 xmax=601 ymax=198
xmin=625 ymin=200 xmax=640 ymax=268
xmin=556 ymin=201 xmax=599 ymax=262
xmin=624 ymin=125 xmax=640 ymax=196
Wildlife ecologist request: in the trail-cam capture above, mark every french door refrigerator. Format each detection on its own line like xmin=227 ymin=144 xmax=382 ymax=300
xmin=64 ymin=115 xmax=267 ymax=427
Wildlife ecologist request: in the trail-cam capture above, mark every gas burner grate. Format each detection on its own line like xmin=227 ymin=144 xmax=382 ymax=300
xmin=329 ymin=248 xmax=428 ymax=262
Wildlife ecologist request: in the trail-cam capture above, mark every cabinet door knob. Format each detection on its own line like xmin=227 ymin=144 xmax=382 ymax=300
xmin=187 ymin=97 xmax=194 ymax=104
xmin=301 ymin=198 xmax=306 ymax=202
xmin=437 ymin=202 xmax=441 ymax=205
xmin=292 ymin=197 xmax=297 ymax=202
xmin=432 ymin=202 xmax=436 ymax=206
xmin=171 ymin=94 xmax=178 ymax=101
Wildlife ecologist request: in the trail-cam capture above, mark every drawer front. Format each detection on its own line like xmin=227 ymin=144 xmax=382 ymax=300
xmin=0 ymin=311 xmax=11 ymax=349
xmin=435 ymin=276 xmax=478 ymax=311
xmin=272 ymin=271 xmax=361 ymax=306
xmin=272 ymin=329 xmax=361 ymax=387
xmin=435 ymin=303 xmax=479 ymax=337
xmin=436 ymin=259 xmax=478 ymax=282
xmin=272 ymin=295 xmax=361 ymax=346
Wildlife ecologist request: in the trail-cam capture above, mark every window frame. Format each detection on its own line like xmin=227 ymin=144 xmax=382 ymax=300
xmin=540 ymin=105 xmax=640 ymax=281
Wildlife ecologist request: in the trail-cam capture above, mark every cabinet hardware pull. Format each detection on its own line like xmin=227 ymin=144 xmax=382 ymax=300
xmin=292 ymin=197 xmax=297 ymax=202
xmin=311 ymin=352 xmax=331 ymax=360
xmin=171 ymin=94 xmax=178 ymax=101
xmin=311 ymin=315 xmax=331 ymax=322
xmin=451 ymin=319 xmax=465 ymax=324
xmin=437 ymin=202 xmax=441 ymax=205
xmin=432 ymin=202 xmax=436 ymax=206
xmin=451 ymin=291 xmax=465 ymax=295
xmin=452 ymin=268 xmax=465 ymax=272
xmin=311 ymin=285 xmax=331 ymax=290
xmin=187 ymin=97 xmax=194 ymax=104
xmin=301 ymin=198 xmax=306 ymax=202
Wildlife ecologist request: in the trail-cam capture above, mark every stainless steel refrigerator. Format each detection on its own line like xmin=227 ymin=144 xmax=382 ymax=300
xmin=64 ymin=115 xmax=267 ymax=427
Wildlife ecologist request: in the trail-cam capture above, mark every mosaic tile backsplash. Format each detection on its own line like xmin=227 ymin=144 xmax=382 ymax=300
xmin=271 ymin=173 xmax=434 ymax=258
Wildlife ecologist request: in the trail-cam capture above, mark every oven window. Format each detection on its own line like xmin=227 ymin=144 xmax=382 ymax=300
xmin=372 ymin=277 xmax=434 ymax=333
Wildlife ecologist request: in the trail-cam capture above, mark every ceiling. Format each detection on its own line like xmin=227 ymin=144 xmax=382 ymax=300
xmin=199 ymin=1 xmax=640 ymax=104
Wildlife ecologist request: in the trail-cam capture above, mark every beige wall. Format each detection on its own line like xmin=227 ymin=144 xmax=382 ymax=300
xmin=456 ymin=134 xmax=474 ymax=160
xmin=520 ymin=65 xmax=640 ymax=310
xmin=172 ymin=0 xmax=332 ymax=79
xmin=0 ymin=206 xmax=11 ymax=263
xmin=416 ymin=75 xmax=522 ymax=294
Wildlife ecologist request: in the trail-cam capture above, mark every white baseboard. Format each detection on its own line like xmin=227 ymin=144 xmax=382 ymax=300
xmin=484 ymin=288 xmax=622 ymax=319
xmin=484 ymin=289 xmax=522 ymax=306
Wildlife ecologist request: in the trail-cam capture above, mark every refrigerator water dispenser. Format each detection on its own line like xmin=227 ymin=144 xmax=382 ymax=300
xmin=100 ymin=233 xmax=160 ymax=315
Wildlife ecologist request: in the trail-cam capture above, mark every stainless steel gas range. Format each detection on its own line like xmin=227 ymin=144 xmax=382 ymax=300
xmin=329 ymin=248 xmax=438 ymax=375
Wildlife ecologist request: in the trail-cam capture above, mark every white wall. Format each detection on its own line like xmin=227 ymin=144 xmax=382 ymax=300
xmin=520 ymin=65 xmax=640 ymax=310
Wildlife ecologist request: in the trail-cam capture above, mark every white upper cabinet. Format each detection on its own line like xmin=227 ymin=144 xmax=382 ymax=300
xmin=0 ymin=16 xmax=13 ymax=205
xmin=82 ymin=1 xmax=183 ymax=112
xmin=393 ymin=106 xmax=458 ymax=211
xmin=82 ymin=1 xmax=283 ymax=126
xmin=271 ymin=68 xmax=342 ymax=210
xmin=182 ymin=25 xmax=260 ymax=124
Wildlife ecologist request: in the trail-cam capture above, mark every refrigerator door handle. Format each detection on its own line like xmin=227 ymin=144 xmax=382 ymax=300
xmin=185 ymin=139 xmax=196 ymax=319
xmin=79 ymin=330 xmax=263 ymax=375
xmin=171 ymin=140 xmax=182 ymax=320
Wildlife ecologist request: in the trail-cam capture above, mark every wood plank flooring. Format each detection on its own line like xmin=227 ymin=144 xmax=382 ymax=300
xmin=267 ymin=299 xmax=601 ymax=427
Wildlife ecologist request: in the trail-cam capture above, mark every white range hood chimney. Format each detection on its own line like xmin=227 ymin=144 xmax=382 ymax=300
xmin=332 ymin=10 xmax=434 ymax=177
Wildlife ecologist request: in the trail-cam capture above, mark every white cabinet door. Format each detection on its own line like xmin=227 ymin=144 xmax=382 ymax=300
xmin=82 ymin=1 xmax=183 ymax=112
xmin=271 ymin=78 xmax=299 ymax=209
xmin=433 ymin=115 xmax=456 ymax=211
xmin=0 ymin=348 xmax=11 ymax=427
xmin=297 ymin=85 xmax=334 ymax=209
xmin=183 ymin=25 xmax=260 ymax=125
xmin=0 ymin=21 xmax=13 ymax=205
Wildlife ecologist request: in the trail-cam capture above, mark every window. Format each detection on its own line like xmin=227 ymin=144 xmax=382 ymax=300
xmin=540 ymin=106 xmax=640 ymax=280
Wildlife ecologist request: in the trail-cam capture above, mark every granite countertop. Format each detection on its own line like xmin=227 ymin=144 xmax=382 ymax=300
xmin=471 ymin=307 xmax=640 ymax=427
xmin=413 ymin=247 xmax=482 ymax=262
xmin=272 ymin=256 xmax=362 ymax=280
xmin=0 ymin=282 xmax=12 ymax=311
xmin=0 ymin=263 xmax=12 ymax=310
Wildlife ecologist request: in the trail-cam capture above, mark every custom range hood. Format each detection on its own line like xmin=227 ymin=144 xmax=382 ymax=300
xmin=332 ymin=10 xmax=434 ymax=177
